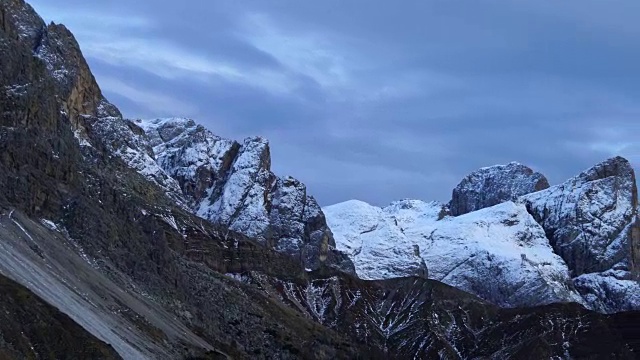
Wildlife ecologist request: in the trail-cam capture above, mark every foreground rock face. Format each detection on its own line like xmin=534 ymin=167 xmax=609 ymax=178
xmin=0 ymin=0 xmax=120 ymax=132
xmin=2 ymin=0 xmax=352 ymax=275
xmin=0 ymin=0 xmax=352 ymax=275
xmin=326 ymin=200 xmax=584 ymax=308
xmin=449 ymin=162 xmax=549 ymax=216
xmin=1 ymin=1 xmax=359 ymax=357
xmin=233 ymin=272 xmax=640 ymax=359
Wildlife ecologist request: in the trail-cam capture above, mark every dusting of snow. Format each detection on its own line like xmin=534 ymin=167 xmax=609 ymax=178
xmin=573 ymin=271 xmax=640 ymax=313
xmin=73 ymin=129 xmax=92 ymax=147
xmin=40 ymin=219 xmax=59 ymax=231
xmin=521 ymin=157 xmax=636 ymax=275
xmin=520 ymin=157 xmax=639 ymax=311
xmin=134 ymin=118 xmax=275 ymax=238
xmin=107 ymin=118 xmax=346 ymax=271
xmin=89 ymin=117 xmax=183 ymax=200
xmin=327 ymin=157 xmax=640 ymax=312
xmin=197 ymin=137 xmax=271 ymax=237
xmin=159 ymin=213 xmax=179 ymax=231
xmin=325 ymin=200 xmax=584 ymax=308
xmin=4 ymin=83 xmax=29 ymax=97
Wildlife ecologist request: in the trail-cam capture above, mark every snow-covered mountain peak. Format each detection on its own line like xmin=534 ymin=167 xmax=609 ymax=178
xmin=112 ymin=117 xmax=354 ymax=273
xmin=479 ymin=160 xmax=522 ymax=170
xmin=521 ymin=156 xmax=639 ymax=312
xmin=326 ymin=156 xmax=640 ymax=312
xmin=324 ymin=200 xmax=429 ymax=279
xmin=450 ymin=161 xmax=549 ymax=216
xmin=325 ymin=199 xmax=582 ymax=307
xmin=522 ymin=156 xmax=637 ymax=277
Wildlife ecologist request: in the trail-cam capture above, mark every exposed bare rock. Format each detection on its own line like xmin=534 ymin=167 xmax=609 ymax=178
xmin=134 ymin=118 xmax=355 ymax=274
xmin=0 ymin=272 xmax=121 ymax=360
xmin=522 ymin=157 xmax=637 ymax=277
xmin=450 ymin=162 xmax=549 ymax=216
xmin=522 ymin=156 xmax=640 ymax=312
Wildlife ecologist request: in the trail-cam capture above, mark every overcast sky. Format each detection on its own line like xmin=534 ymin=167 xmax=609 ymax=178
xmin=31 ymin=1 xmax=640 ymax=206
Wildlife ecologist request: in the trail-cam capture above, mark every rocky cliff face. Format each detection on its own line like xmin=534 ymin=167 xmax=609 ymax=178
xmin=4 ymin=0 xmax=347 ymax=275
xmin=1 ymin=0 xmax=119 ymax=133
xmin=129 ymin=118 xmax=354 ymax=274
xmin=522 ymin=156 xmax=640 ymax=313
xmin=231 ymin=271 xmax=640 ymax=359
xmin=449 ymin=162 xmax=549 ymax=216
xmin=0 ymin=1 xmax=360 ymax=358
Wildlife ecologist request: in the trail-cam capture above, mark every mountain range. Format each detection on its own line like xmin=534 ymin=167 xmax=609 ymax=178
xmin=325 ymin=159 xmax=640 ymax=314
xmin=0 ymin=0 xmax=639 ymax=358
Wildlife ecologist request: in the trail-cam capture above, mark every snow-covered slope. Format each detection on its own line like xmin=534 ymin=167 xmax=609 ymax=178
xmin=326 ymin=158 xmax=640 ymax=313
xmin=325 ymin=199 xmax=583 ymax=307
xmin=115 ymin=118 xmax=355 ymax=274
xmin=323 ymin=200 xmax=429 ymax=279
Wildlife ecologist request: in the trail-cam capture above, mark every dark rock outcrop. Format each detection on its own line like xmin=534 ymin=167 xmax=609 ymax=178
xmin=449 ymin=162 xmax=549 ymax=216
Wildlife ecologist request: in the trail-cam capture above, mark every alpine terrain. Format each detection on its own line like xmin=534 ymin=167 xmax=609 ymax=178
xmin=0 ymin=0 xmax=638 ymax=359
xmin=325 ymin=159 xmax=640 ymax=313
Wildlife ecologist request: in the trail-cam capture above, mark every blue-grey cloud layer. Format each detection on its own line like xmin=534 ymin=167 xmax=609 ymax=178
xmin=31 ymin=1 xmax=640 ymax=206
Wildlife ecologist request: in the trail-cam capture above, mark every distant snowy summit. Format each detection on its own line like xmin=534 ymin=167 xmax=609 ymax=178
xmin=325 ymin=157 xmax=640 ymax=313
xmin=449 ymin=161 xmax=549 ymax=216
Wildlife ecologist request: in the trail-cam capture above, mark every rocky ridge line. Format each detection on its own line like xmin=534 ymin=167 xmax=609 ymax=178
xmin=449 ymin=161 xmax=549 ymax=216
xmin=326 ymin=158 xmax=640 ymax=313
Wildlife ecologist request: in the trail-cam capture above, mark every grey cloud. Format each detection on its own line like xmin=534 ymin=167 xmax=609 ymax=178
xmin=30 ymin=0 xmax=640 ymax=206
